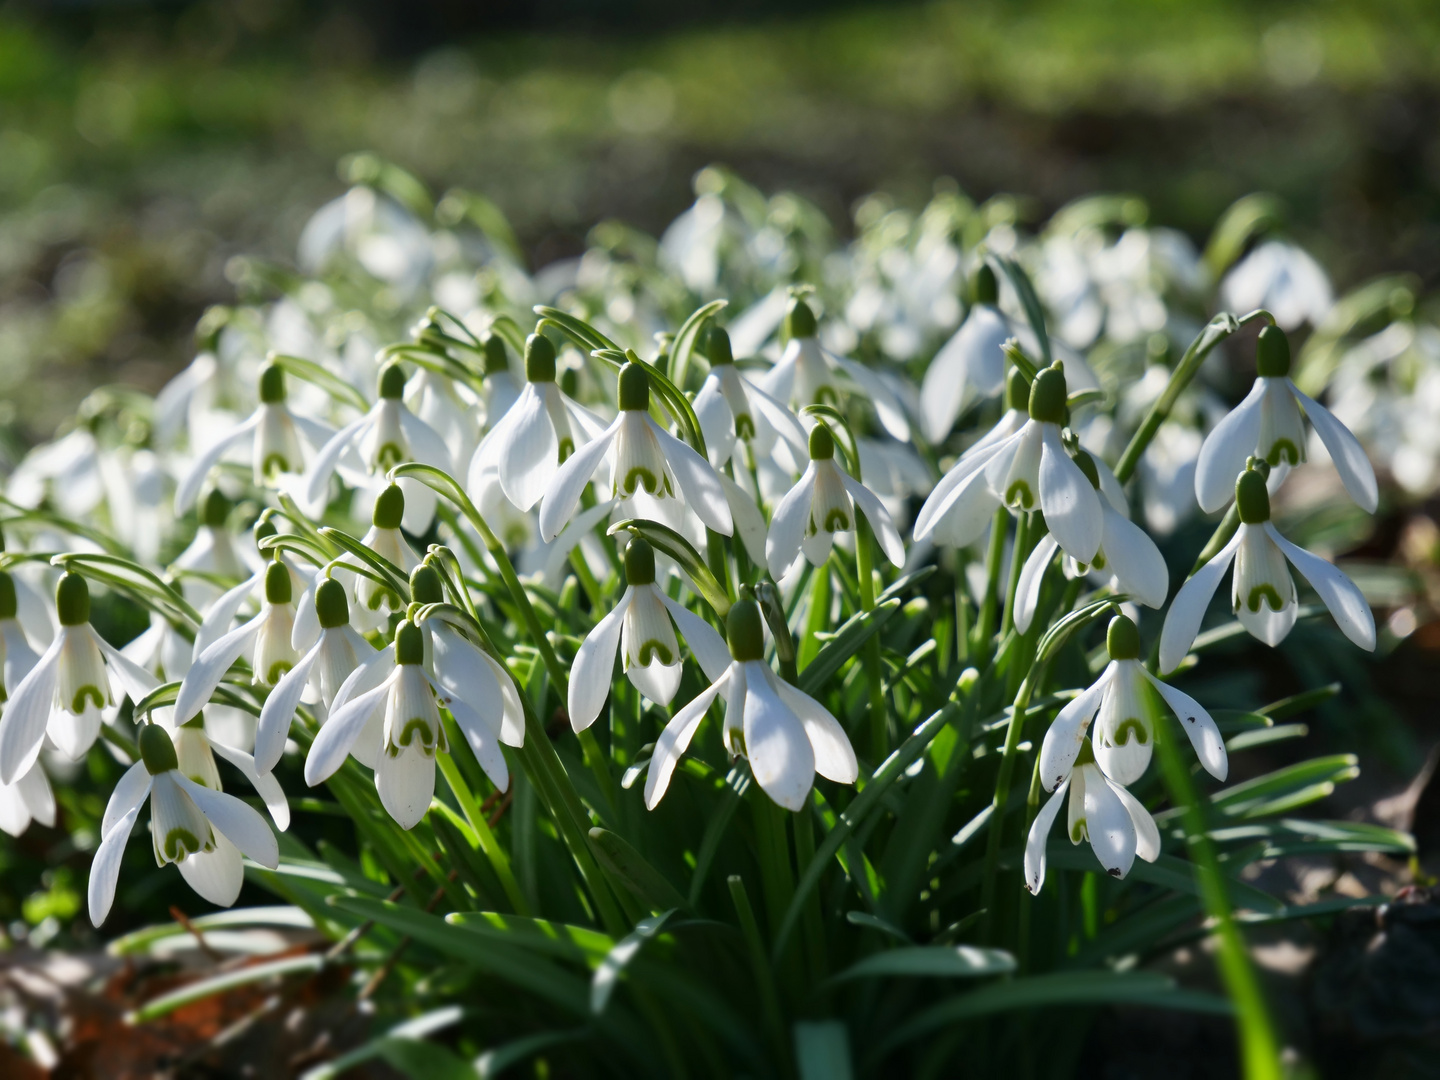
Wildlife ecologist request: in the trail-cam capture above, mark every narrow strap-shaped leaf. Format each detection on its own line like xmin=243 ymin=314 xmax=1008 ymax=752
xmin=831 ymin=944 xmax=1015 ymax=982
xmin=588 ymin=828 xmax=691 ymax=914
xmin=798 ymin=598 xmax=899 ymax=695
xmin=533 ymin=305 xmax=620 ymax=354
xmin=53 ymin=552 xmax=202 ymax=627
xmin=319 ymin=527 xmax=411 ymax=600
xmin=993 ymin=255 xmax=1051 ymax=364
xmin=488 ymin=314 xmax=529 ymax=359
xmin=591 ymin=908 xmax=677 ymax=1015
xmin=127 ymin=955 xmax=325 ymax=1023
xmin=133 ymin=678 xmax=262 ymax=720
xmin=668 ymin=298 xmax=728 ymax=392
xmin=608 ymin=518 xmax=729 ymax=617
xmin=270 ymin=352 xmax=371 ymax=414
xmin=299 ymin=1007 xmax=466 ymax=1080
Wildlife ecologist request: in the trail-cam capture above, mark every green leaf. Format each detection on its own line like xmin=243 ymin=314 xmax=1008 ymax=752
xmin=832 ymin=944 xmax=1016 ymax=982
xmin=533 ymin=306 xmax=619 ymax=354
xmin=1205 ymin=755 xmax=1360 ymax=818
xmin=319 ymin=527 xmax=411 ymax=599
xmin=126 ymin=955 xmax=324 ymax=1023
xmin=107 ymin=905 xmax=314 ymax=956
xmin=1036 ymin=596 xmax=1115 ymax=665
xmin=475 ymin=1030 xmax=588 ymax=1080
xmin=379 ymin=1039 xmax=479 ymax=1080
xmin=53 ymin=552 xmax=201 ymax=628
xmin=299 ymin=1007 xmax=466 ymax=1080
xmin=994 ymin=255 xmax=1051 ymax=364
xmin=668 ymin=298 xmax=728 ymax=392
xmin=844 ymin=910 xmax=911 ymax=943
xmin=591 ymin=909 xmax=676 ymax=1015
xmin=1256 ymin=682 xmax=1340 ymax=720
xmin=587 ymin=828 xmax=691 ymax=914
xmin=1226 ymin=723 xmax=1307 ymax=752
xmin=608 ymin=518 xmax=730 ymax=616
xmin=133 ymin=679 xmax=260 ymax=720
xmin=488 ymin=314 xmax=529 ymax=360
xmin=1202 ymin=193 xmax=1283 ymax=280
xmin=794 ymin=1020 xmax=853 ymax=1080
xmin=445 ymin=911 xmax=614 ymax=965
xmin=799 ymin=598 xmax=900 ymax=695
xmin=270 ymin=352 xmax=371 ymax=414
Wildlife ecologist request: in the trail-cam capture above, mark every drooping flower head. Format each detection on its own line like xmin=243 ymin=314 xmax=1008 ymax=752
xmin=693 ymin=327 xmax=809 ymax=469
xmin=919 ymin=263 xmax=1012 ymax=444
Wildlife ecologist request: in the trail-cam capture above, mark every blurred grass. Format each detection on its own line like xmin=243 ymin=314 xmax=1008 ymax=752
xmin=2 ymin=0 xmax=1440 ymax=449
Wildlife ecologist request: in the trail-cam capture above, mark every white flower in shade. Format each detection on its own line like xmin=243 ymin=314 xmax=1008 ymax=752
xmin=1 ymin=571 xmax=42 ymax=701
xmin=1221 ymin=240 xmax=1332 ymax=331
xmin=568 ymin=538 xmax=732 ymax=731
xmin=174 ymin=362 xmax=335 ymax=515
xmin=334 ymin=483 xmax=422 ymax=633
xmin=757 ymin=297 xmax=912 ymax=442
xmin=1195 ymin=326 xmax=1376 ymax=514
xmin=766 ymin=423 xmax=906 ymax=579
xmin=1023 ymin=736 xmax=1158 ymax=892
xmin=1013 ymin=450 xmax=1169 ymax=634
xmin=0 ymin=761 xmax=55 ymax=837
xmin=307 ymin=620 xmax=508 ymax=830
xmin=254 ymin=577 xmax=376 ymax=774
xmin=692 ymin=327 xmax=809 ymax=469
xmin=467 ymin=333 xmax=611 ymax=515
xmin=912 ymin=370 xmax=1032 ymax=548
xmin=1159 ymin=468 xmax=1375 ymax=674
xmin=0 ymin=574 xmax=158 ymax=780
xmin=173 ymin=561 xmax=301 ymax=726
xmin=644 ymin=600 xmax=857 ymax=812
xmin=477 ymin=334 xmax=522 ymax=428
xmin=88 ymin=723 xmax=279 ymax=925
xmin=919 ymin=265 xmax=1012 ymax=443
xmin=539 ymin=361 xmax=734 ymax=543
xmin=406 ymin=367 xmax=480 ymax=469
xmin=167 ymin=714 xmax=290 ymax=830
xmin=305 ymin=361 xmax=455 ymax=533
xmin=170 ymin=489 xmax=262 ymax=599
xmin=1041 ymin=615 xmax=1227 ymax=792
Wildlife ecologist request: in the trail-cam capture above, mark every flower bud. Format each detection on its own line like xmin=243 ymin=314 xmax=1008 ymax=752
xmin=254 ymin=517 xmax=278 ymax=543
xmin=1235 ymin=469 xmax=1271 ymax=524
xmin=373 ymin=484 xmax=405 ymax=530
xmin=378 ymin=362 xmax=407 ymax=400
xmin=525 ymin=333 xmax=557 ymax=382
xmin=258 ymin=362 xmax=286 ymax=404
xmin=618 ymin=362 xmax=650 ymax=412
xmin=808 ymin=423 xmax=836 ymax=461
xmin=784 ymin=296 xmax=817 ymax=340
xmin=56 ymin=572 xmax=90 ymax=627
xmin=726 ymin=599 xmax=765 ymax=662
xmin=972 ymin=263 xmax=999 ymax=307
xmin=1106 ymin=614 xmax=1141 ymax=661
xmin=623 ymin=536 xmax=656 ymax=586
xmin=315 ymin=578 xmax=350 ymax=629
xmin=395 ymin=619 xmax=425 ymax=665
xmin=140 ymin=723 xmax=179 ymax=776
xmin=410 ymin=564 xmax=444 ymax=605
xmin=202 ymin=488 xmax=231 ymax=528
xmin=1028 ymin=363 xmax=1068 ymax=425
xmin=265 ymin=560 xmax=292 ymax=605
xmin=1255 ymin=325 xmax=1290 ymax=379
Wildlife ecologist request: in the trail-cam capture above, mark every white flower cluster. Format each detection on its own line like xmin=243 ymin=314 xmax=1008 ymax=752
xmin=0 ymin=166 xmax=1390 ymax=924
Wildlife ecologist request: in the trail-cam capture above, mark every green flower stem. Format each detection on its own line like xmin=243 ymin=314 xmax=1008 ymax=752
xmin=979 ymin=660 xmax=1045 ymax=944
xmin=791 ymin=800 xmax=828 ymax=986
xmin=974 ymin=507 xmax=1009 ymax=657
xmin=798 ymin=562 xmax=830 ymax=671
xmin=706 ymin=529 xmax=734 ymax=602
xmin=999 ymin=511 xmax=1034 ymax=639
xmin=752 ymin=790 xmax=801 ymax=997
xmin=856 ymin=516 xmax=888 ymax=760
xmin=436 ymin=752 xmax=530 ymax=916
xmin=728 ymin=875 xmax=793 ymax=1078
xmin=1190 ymin=502 xmax=1242 ymax=575
xmin=1153 ymin=710 xmax=1283 ymax=1080
xmin=1016 ymin=758 xmax=1045 ymax=970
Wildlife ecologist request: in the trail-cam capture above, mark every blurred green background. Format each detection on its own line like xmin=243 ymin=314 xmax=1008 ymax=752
xmin=1 ymin=0 xmax=1438 ymax=455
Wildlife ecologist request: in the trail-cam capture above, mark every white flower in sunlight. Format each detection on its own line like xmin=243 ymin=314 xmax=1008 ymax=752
xmin=169 ymin=489 xmax=263 ymax=603
xmin=1039 ymin=615 xmax=1227 ymax=792
xmin=5 ymin=428 xmax=105 ymax=519
xmin=89 ymin=723 xmax=279 ymax=925
xmin=1195 ymin=326 xmax=1376 ymax=514
xmin=765 ymin=424 xmax=906 ymax=579
xmin=467 ymin=334 xmax=611 ymax=514
xmin=406 ymin=367 xmax=480 ymax=469
xmin=1013 ymin=450 xmax=1168 ymax=634
xmin=334 ymin=483 xmax=422 ymax=633
xmin=644 ymin=600 xmax=857 ymax=812
xmin=477 ymin=334 xmax=522 ymax=428
xmin=0 ymin=574 xmax=158 ymax=780
xmin=1159 ymin=468 xmax=1375 ymax=674
xmin=254 ymin=577 xmax=376 ymax=774
xmin=539 ymin=361 xmax=734 ymax=543
xmin=1221 ymin=239 xmax=1332 ymax=331
xmin=569 ymin=538 xmax=731 ymax=732
xmin=1 ymin=571 xmax=42 ymax=702
xmin=187 ymin=520 xmax=316 ymax=662
xmin=305 ymin=361 xmax=455 ymax=533
xmin=174 ymin=561 xmax=301 ymax=725
xmin=174 ymin=362 xmax=336 ymax=515
xmin=758 ymin=297 xmax=912 ymax=442
xmin=1024 ymin=736 xmax=1158 ymax=893
xmin=0 ymin=761 xmax=55 ymax=837
xmin=298 ymin=184 xmax=433 ymax=294
xmin=693 ymin=328 xmax=809 ymax=469
xmin=920 ymin=265 xmax=1012 ymax=443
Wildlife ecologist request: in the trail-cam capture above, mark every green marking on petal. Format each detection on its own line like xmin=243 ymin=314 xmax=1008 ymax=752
xmin=261 ymin=453 xmax=291 ymax=480
xmin=622 ymin=466 xmax=661 ymax=497
xmin=735 ymin=413 xmax=755 ymax=441
xmin=1112 ymin=718 xmax=1149 ymax=746
xmin=376 ymin=443 xmax=405 ymax=471
xmin=1005 ymin=480 xmax=1035 ymax=509
xmin=1246 ymin=584 xmax=1287 ymax=613
xmin=266 ymin=661 xmax=293 ymax=685
xmin=1265 ymin=439 xmax=1301 ymax=467
xmin=558 ymin=438 xmax=575 ymax=464
xmin=823 ymin=508 xmax=852 ymax=532
xmin=163 ymin=827 xmax=204 ymax=862
xmin=636 ymin=641 xmax=674 ymax=666
xmin=1070 ymin=819 xmax=1088 ymax=843
xmin=72 ymin=685 xmax=106 ymax=713
xmin=396 ymin=718 xmax=438 ymax=751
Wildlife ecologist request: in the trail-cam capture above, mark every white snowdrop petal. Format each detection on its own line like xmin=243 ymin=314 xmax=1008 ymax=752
xmin=831 ymin=354 xmax=911 ymax=441
xmin=192 ymin=573 xmax=260 ymax=660
xmin=306 ymin=413 xmax=372 ymax=508
xmin=375 ymin=736 xmax=437 ymax=831
xmin=1101 ymin=508 xmax=1169 ymax=609
xmin=210 ymin=740 xmax=291 ymax=831
xmin=718 ymin=472 xmax=770 ymax=567
xmin=694 ymin=376 xmax=736 ymax=466
xmin=1024 ymin=780 xmax=1070 ymax=894
xmin=330 ymin=646 xmax=395 ymax=716
xmin=89 ymin=804 xmax=142 ymax=926
xmin=306 ymin=678 xmax=391 ymax=785
xmin=448 ymin=697 xmax=510 ymax=791
xmin=1109 ymin=779 xmax=1161 ymax=863
xmin=174 ymin=772 xmax=279 ymax=868
xmin=15 ymin=763 xmax=55 ymax=829
xmin=496 ymin=384 xmax=560 ymax=512
xmin=1039 ymin=426 xmax=1102 ymax=564
xmin=646 ymin=417 xmax=734 ymax=535
xmin=742 ymin=661 xmax=815 ymax=812
xmin=176 ymin=831 xmax=246 ymax=907
xmin=919 ymin=331 xmax=973 ymax=445
xmin=915 ymin=437 xmax=1008 ymax=542
xmin=645 ymin=667 xmax=731 ymax=810
xmin=475 ymin=651 xmax=525 ymax=748
xmin=627 ymin=660 xmax=683 ymax=707
xmin=1158 ymin=530 xmax=1243 ymax=675
xmin=538 ymin=419 xmax=620 ymax=541
xmin=841 ymin=474 xmax=906 ymax=567
xmin=175 ymin=413 xmax=262 ymax=514
xmin=175 ymin=614 xmax=264 ymax=724
xmin=255 ymin=640 xmax=321 ymax=775
xmin=746 ymin=381 xmax=811 ymax=459
xmin=1037 ymin=665 xmax=1112 ymax=792
xmin=1141 ymin=669 xmax=1228 ymax=781
xmin=1014 ymin=535 xmax=1059 ymax=635
xmin=102 ymin=761 xmax=153 ymax=837
xmin=1082 ymin=765 xmax=1137 ymax=879
xmin=768 ymin=670 xmax=857 ymax=784
xmin=399 ymin=406 xmax=457 ymax=475
xmin=0 ymin=635 xmax=62 ymax=784
xmin=1194 ymin=381 xmax=1265 ymax=514
xmin=1266 ymin=524 xmax=1376 ymax=651
xmin=766 ymin=464 xmax=816 ymax=579
xmin=657 ymin=594 xmax=731 ymax=683
xmin=1290 ymin=383 xmax=1378 ymax=513
xmin=569 ymin=591 xmax=630 ymax=732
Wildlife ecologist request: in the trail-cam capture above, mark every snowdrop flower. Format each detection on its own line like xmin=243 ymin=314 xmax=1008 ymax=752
xmin=175 ymin=363 xmax=335 ymax=515
xmin=1195 ymin=326 xmax=1376 ymax=514
xmin=307 ymin=619 xmax=508 ymax=830
xmin=254 ymin=577 xmax=376 ymax=774
xmin=0 ymin=761 xmax=54 ymax=837
xmin=1023 ymin=736 xmax=1158 ymax=892
xmin=478 ymin=334 xmax=522 ymax=428
xmin=1221 ymin=240 xmax=1332 ymax=331
xmin=920 ymin=265 xmax=1012 ymax=443
xmin=539 ymin=361 xmax=734 ymax=542
xmin=406 ymin=367 xmax=480 ymax=469
xmin=189 ymin=518 xmax=316 ymax=660
xmin=766 ymin=424 xmax=906 ymax=579
xmin=0 ymin=574 xmax=157 ymax=780
xmin=1159 ymin=467 xmax=1375 ymax=673
xmin=174 ymin=560 xmax=300 ymax=725
xmin=88 ymin=723 xmax=279 ymax=925
xmin=1041 ymin=615 xmax=1227 ymax=792
xmin=337 ymin=483 xmax=422 ymax=632
xmin=467 ymin=334 xmax=611 ymax=514
xmin=1013 ymin=451 xmax=1168 ymax=633
xmin=758 ymin=297 xmax=911 ymax=442
xmin=171 ymin=490 xmax=259 ymax=590
xmin=5 ymin=427 xmax=105 ymax=519
xmin=167 ymin=712 xmax=290 ymax=830
xmin=644 ymin=599 xmax=858 ymax=812
xmin=569 ymin=538 xmax=731 ymax=731
xmin=693 ymin=328 xmax=809 ymax=468
xmin=306 ymin=361 xmax=455 ymax=533
xmin=913 ymin=369 xmax=1031 ymax=548
xmin=0 ymin=571 xmax=41 ymax=702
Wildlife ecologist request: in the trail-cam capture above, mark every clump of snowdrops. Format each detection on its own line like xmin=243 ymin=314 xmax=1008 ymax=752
xmin=0 ymin=162 xmax=1419 ymax=1078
